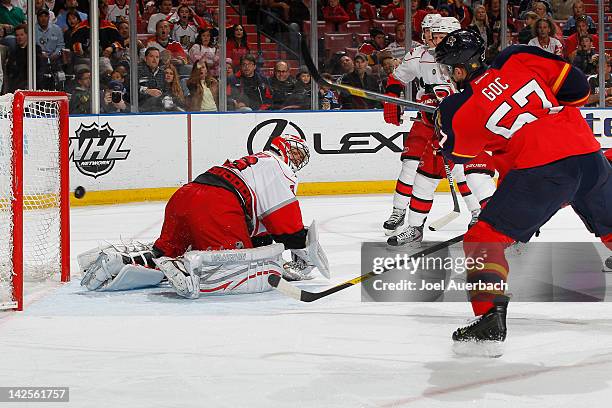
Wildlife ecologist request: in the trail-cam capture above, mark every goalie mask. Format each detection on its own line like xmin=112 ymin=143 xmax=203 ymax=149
xmin=268 ymin=135 xmax=310 ymax=172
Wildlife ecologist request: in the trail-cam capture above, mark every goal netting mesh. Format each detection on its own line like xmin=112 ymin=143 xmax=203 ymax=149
xmin=0 ymin=94 xmax=64 ymax=309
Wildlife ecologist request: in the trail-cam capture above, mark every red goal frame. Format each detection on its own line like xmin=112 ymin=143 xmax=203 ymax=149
xmin=10 ymin=91 xmax=70 ymax=311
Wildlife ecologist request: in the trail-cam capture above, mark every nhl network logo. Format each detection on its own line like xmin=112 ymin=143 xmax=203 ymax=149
xmin=70 ymin=122 xmax=130 ymax=178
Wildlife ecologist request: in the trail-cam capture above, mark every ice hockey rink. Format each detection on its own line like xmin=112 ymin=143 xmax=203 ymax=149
xmin=1 ymin=193 xmax=612 ymax=408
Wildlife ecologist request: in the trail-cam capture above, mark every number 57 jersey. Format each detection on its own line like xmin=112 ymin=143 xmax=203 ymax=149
xmin=437 ymin=45 xmax=601 ymax=175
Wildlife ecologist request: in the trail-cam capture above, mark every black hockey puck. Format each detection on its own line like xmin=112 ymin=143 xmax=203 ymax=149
xmin=74 ymin=186 xmax=86 ymax=199
xmin=606 ymin=256 xmax=612 ymax=270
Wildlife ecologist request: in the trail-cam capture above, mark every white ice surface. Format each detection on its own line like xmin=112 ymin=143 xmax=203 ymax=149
xmin=1 ymin=194 xmax=611 ymax=408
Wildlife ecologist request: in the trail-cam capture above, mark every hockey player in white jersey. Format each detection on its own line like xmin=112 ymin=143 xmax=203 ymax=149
xmin=382 ymin=16 xmax=497 ymax=245
xmin=78 ymin=135 xmax=330 ymax=299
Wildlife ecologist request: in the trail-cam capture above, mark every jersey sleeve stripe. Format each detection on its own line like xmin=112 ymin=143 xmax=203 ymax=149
xmin=451 ymin=152 xmax=477 ymax=159
xmin=552 ymin=63 xmax=571 ymax=94
xmin=559 ymin=93 xmax=590 ymax=106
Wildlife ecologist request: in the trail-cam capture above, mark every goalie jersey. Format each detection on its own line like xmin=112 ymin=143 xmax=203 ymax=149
xmin=219 ymin=151 xmax=304 ymax=241
xmin=437 ymin=46 xmax=600 ymax=176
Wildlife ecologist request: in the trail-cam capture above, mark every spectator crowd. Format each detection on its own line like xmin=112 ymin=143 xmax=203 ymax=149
xmin=0 ymin=0 xmax=608 ymax=112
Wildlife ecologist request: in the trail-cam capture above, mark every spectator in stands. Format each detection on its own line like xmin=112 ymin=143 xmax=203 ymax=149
xmin=319 ymin=73 xmax=341 ymax=110
xmin=35 ymin=0 xmax=55 ymax=22
xmin=270 ymin=60 xmax=295 ymax=110
xmin=6 ymin=24 xmax=43 ymax=92
xmin=287 ymin=0 xmax=309 ymax=31
xmin=228 ymin=53 xmax=272 ymax=111
xmin=531 ymin=1 xmax=563 ymax=40
xmin=225 ymin=57 xmax=235 ymax=80
xmin=571 ymin=35 xmax=598 ymax=74
xmin=284 ymin=65 xmax=311 ymax=109
xmin=381 ymin=0 xmax=402 ymax=20
xmin=71 ymin=0 xmax=123 ymax=59
xmin=385 ymin=22 xmax=407 ymax=59
xmin=63 ymin=10 xmax=81 ymax=50
xmin=138 ymin=47 xmax=165 ymax=111
xmin=0 ymin=0 xmax=25 ymax=50
xmin=56 ymin=0 xmax=87 ymax=31
xmin=161 ymin=64 xmax=187 ymax=110
xmin=170 ymin=5 xmax=198 ymax=51
xmin=338 ymin=54 xmax=354 ymax=78
xmin=528 ymin=17 xmax=563 ymax=56
xmin=186 ymin=61 xmax=218 ymax=111
xmin=565 ymin=15 xmax=598 ymax=59
xmin=563 ymin=0 xmax=596 ymax=36
xmin=102 ymin=79 xmax=130 ymax=113
xmin=115 ymin=20 xmax=144 ymax=64
xmin=148 ymin=0 xmax=173 ymax=34
xmin=468 ymin=4 xmax=492 ymax=46
xmin=358 ymin=27 xmax=388 ymax=66
xmin=69 ymin=68 xmax=92 ymax=113
xmin=550 ymin=0 xmax=573 ymax=20
xmin=377 ymin=51 xmax=395 ymax=89
xmin=586 ymin=54 xmax=612 ymax=106
xmin=346 ymin=0 xmax=376 ymax=21
xmin=486 ymin=26 xmax=515 ymax=63
xmin=518 ymin=10 xmax=537 ymax=44
xmin=193 ymin=0 xmax=217 ymax=28
xmin=450 ymin=0 xmax=473 ymax=29
xmin=322 ymin=0 xmax=349 ymax=30
xmin=518 ymin=0 xmax=552 ymax=18
xmin=226 ymin=24 xmax=249 ymax=70
xmin=340 ymin=53 xmax=381 ymax=109
xmin=107 ymin=0 xmax=130 ymax=24
xmin=35 ymin=8 xmax=64 ymax=64
xmin=189 ymin=28 xmax=219 ymax=76
xmin=144 ymin=20 xmax=189 ymax=68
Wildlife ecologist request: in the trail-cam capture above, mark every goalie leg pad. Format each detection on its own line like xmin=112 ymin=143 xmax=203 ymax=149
xmin=184 ymin=243 xmax=285 ymax=295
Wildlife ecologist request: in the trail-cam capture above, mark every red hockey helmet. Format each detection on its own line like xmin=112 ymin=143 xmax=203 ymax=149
xmin=268 ymin=135 xmax=310 ymax=172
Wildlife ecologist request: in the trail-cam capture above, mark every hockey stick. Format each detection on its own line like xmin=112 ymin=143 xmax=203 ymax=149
xmin=428 ymin=156 xmax=461 ymax=231
xmin=268 ymin=234 xmax=464 ymax=302
xmin=299 ymin=35 xmax=436 ymax=113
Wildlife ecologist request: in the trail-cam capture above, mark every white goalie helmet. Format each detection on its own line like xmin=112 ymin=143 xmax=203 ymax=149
xmin=268 ymin=134 xmax=310 ymax=172
xmin=431 ymin=17 xmax=461 ymax=34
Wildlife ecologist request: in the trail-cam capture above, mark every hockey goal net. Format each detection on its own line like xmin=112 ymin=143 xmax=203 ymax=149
xmin=0 ymin=91 xmax=70 ymax=311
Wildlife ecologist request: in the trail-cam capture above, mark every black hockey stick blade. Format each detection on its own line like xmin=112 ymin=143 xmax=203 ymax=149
xmin=298 ymin=35 xmax=435 ymax=113
xmin=268 ymin=234 xmax=464 ymax=302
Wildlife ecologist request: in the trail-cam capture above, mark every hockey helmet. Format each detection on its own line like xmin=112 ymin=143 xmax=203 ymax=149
xmin=430 ymin=17 xmax=461 ymax=34
xmin=435 ymin=29 xmax=485 ymax=82
xmin=421 ymin=13 xmax=441 ymax=44
xmin=268 ymin=134 xmax=310 ymax=172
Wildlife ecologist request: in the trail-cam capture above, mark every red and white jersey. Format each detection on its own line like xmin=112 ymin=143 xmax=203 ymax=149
xmin=527 ymin=37 xmax=563 ymax=56
xmin=171 ymin=23 xmax=198 ymax=50
xmin=392 ymin=44 xmax=454 ymax=100
xmin=222 ymin=152 xmax=303 ymax=238
xmin=107 ymin=4 xmax=130 ymax=23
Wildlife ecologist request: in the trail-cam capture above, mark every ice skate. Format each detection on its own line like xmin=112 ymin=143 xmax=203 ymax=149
xmin=283 ymin=255 xmax=315 ymax=281
xmin=452 ymin=302 xmax=508 ymax=358
xmin=387 ymin=224 xmax=423 ymax=247
xmin=383 ymin=207 xmax=405 ymax=236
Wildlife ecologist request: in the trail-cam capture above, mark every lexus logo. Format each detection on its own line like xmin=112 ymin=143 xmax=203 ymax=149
xmin=247 ymin=119 xmax=306 ymax=154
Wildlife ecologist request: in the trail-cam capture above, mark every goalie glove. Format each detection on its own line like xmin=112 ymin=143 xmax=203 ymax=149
xmin=283 ymin=251 xmax=315 ymax=281
xmin=383 ymin=74 xmax=404 ymax=126
xmin=288 ymin=220 xmax=330 ymax=279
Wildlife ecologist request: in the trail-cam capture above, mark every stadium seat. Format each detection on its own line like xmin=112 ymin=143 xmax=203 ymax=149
xmin=345 ymin=20 xmax=371 ymax=34
xmin=324 ymin=33 xmax=354 ymax=55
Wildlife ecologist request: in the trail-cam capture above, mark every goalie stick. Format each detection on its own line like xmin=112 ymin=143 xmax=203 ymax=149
xmin=428 ymin=156 xmax=461 ymax=231
xmin=268 ymin=234 xmax=464 ymax=302
xmin=299 ymin=35 xmax=436 ymax=113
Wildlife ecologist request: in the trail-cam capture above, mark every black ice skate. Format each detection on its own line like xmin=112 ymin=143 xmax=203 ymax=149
xmin=387 ymin=224 xmax=423 ymax=247
xmin=383 ymin=208 xmax=405 ymax=236
xmin=452 ymin=301 xmax=508 ymax=358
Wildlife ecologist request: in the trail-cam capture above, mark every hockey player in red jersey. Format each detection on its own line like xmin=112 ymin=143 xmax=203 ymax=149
xmin=434 ymin=29 xmax=612 ymax=355
xmin=78 ymin=135 xmax=330 ymax=298
xmin=382 ymin=16 xmax=497 ymax=244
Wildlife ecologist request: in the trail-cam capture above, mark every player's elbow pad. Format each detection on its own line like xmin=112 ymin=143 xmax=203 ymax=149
xmin=386 ymin=74 xmax=403 ymax=97
xmin=556 ymin=66 xmax=590 ymax=106
xmin=272 ymin=228 xmax=307 ymax=250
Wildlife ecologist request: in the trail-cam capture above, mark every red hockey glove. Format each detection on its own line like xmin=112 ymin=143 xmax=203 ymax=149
xmin=419 ymin=94 xmax=440 ymax=127
xmin=383 ymin=74 xmax=404 ymax=126
xmin=383 ymin=98 xmax=403 ymax=126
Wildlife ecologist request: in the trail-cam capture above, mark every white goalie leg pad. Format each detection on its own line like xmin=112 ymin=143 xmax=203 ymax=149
xmin=183 ymin=243 xmax=285 ymax=295
xmin=77 ymin=244 xmax=114 ymax=275
xmin=103 ymin=265 xmax=164 ymax=291
xmin=291 ymin=220 xmax=330 ymax=279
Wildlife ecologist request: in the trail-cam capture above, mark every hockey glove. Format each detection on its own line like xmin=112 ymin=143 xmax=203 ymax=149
xmin=383 ymin=74 xmax=404 ymax=126
xmin=419 ymin=94 xmax=440 ymax=127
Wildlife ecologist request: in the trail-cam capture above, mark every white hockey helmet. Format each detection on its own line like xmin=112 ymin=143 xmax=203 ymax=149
xmin=421 ymin=13 xmax=441 ymax=30
xmin=431 ymin=17 xmax=461 ymax=34
xmin=268 ymin=134 xmax=310 ymax=172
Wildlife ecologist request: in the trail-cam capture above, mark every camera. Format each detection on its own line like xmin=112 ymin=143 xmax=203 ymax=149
xmin=112 ymin=91 xmax=123 ymax=104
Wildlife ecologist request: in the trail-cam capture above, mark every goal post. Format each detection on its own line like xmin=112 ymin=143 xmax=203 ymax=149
xmin=1 ymin=91 xmax=70 ymax=311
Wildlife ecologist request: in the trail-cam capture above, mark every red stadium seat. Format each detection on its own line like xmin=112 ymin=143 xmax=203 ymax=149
xmin=345 ymin=20 xmax=371 ymax=34
xmin=324 ymin=33 xmax=354 ymax=55
xmin=303 ymin=21 xmax=328 ymax=34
